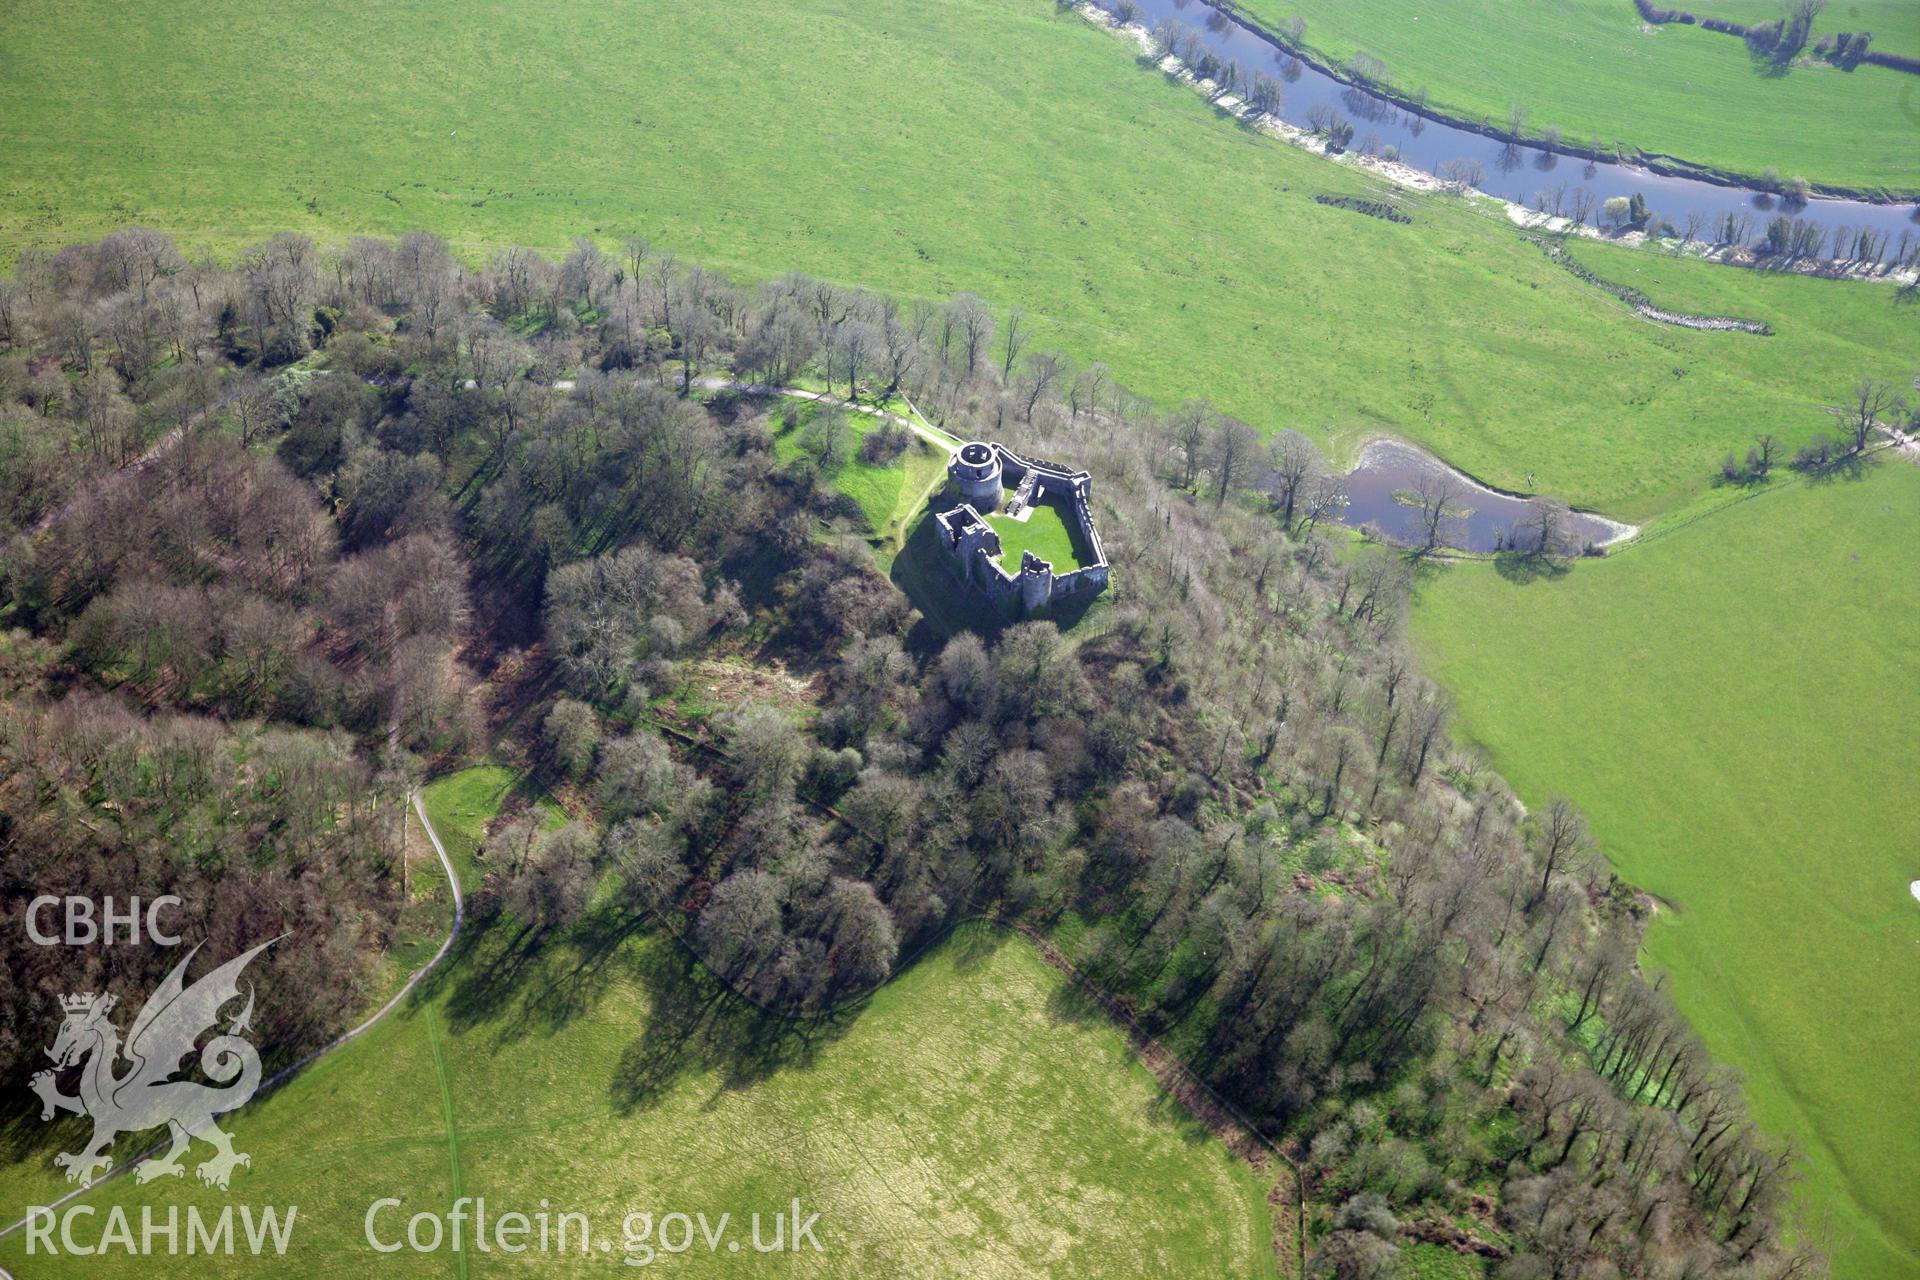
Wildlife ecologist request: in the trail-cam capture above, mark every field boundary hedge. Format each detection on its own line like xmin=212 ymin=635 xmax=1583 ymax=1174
xmin=1629 ymin=0 xmax=1919 ymax=75
xmin=1531 ymin=237 xmax=1774 ymax=333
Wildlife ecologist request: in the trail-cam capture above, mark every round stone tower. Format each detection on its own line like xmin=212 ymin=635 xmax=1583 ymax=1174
xmin=948 ymin=441 xmax=1002 ymax=513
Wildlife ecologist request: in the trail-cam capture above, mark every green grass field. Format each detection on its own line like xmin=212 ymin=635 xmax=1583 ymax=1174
xmin=877 ymin=440 xmax=952 ymax=564
xmin=0 ymin=904 xmax=1277 ymax=1277
xmin=1 ymin=0 xmax=1912 ymax=523
xmin=1412 ymin=460 xmax=1920 ymax=1280
xmin=1546 ymin=235 xmax=1918 ymax=524
xmin=987 ymin=499 xmax=1090 ymax=573
xmin=1238 ymin=0 xmax=1920 ymax=192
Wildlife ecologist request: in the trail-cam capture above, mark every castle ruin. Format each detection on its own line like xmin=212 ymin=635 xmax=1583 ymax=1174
xmin=932 ymin=441 xmax=1110 ymax=617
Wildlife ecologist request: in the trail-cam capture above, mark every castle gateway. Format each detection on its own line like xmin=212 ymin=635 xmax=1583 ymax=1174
xmin=933 ymin=441 xmax=1109 ymax=617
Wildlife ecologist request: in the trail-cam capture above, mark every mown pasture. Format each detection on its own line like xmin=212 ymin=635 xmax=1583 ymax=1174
xmin=0 ymin=771 xmax=1277 ymax=1277
xmin=1413 ymin=460 xmax=1920 ymax=1280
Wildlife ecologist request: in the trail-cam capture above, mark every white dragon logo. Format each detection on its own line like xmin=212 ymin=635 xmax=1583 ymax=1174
xmin=30 ymin=939 xmax=277 ymax=1190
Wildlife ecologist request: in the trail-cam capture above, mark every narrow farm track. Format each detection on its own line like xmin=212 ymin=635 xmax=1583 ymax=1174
xmin=0 ymin=793 xmax=465 ymax=1246
xmin=423 ymin=1007 xmax=469 ymax=1280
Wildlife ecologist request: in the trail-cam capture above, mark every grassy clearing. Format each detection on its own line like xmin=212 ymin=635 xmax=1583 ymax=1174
xmin=420 ymin=763 xmax=568 ymax=893
xmin=1401 ymin=1242 xmax=1491 ymax=1280
xmin=1238 ymin=0 xmax=1920 ymax=192
xmin=0 ymin=0 xmax=1911 ymax=520
xmin=986 ymin=498 xmax=1090 ymax=572
xmin=0 ymin=911 xmax=1277 ymax=1277
xmin=1411 ymin=460 xmax=1920 ymax=1280
xmin=769 ymin=400 xmax=908 ymax=534
xmin=875 ymin=439 xmax=951 ymax=565
xmin=761 ymin=395 xmax=949 ymax=575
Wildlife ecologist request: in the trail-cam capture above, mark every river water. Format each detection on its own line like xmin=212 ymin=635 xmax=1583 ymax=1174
xmin=1333 ymin=438 xmax=1630 ymax=553
xmin=1108 ymin=0 xmax=1920 ymax=245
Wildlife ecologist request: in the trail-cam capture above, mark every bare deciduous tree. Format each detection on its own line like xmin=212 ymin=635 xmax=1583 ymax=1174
xmin=999 ymin=306 xmax=1027 ymax=378
xmin=1438 ymin=157 xmax=1485 ymax=194
xmin=1520 ymin=496 xmax=1579 ymax=560
xmin=1845 ymin=377 xmax=1894 ymax=453
xmin=1208 ymin=416 xmax=1261 ymax=507
xmin=1410 ymin=471 xmax=1466 ymax=553
xmin=1068 ymin=362 xmax=1110 ymax=421
xmin=1265 ymin=430 xmax=1323 ymax=528
xmin=948 ymin=292 xmax=993 ymax=378
xmin=1166 ymin=399 xmax=1213 ymax=491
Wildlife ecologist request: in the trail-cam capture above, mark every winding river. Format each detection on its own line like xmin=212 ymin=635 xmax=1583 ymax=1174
xmin=1108 ymin=0 xmax=1920 ymax=245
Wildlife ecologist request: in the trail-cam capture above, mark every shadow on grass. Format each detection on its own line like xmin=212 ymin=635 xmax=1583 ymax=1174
xmin=0 ymin=1094 xmax=78 ymax=1171
xmin=892 ymin=511 xmax=1007 ymax=653
xmin=1404 ymin=554 xmax=1455 ymax=593
xmin=408 ymin=898 xmax=864 ymax=1119
xmin=944 ymin=918 xmax=1012 ymax=974
xmin=1710 ymin=469 xmax=1779 ymax=494
xmin=1745 ymin=43 xmax=1795 ymax=81
xmin=607 ymin=943 xmax=864 ymax=1116
xmin=420 ymin=899 xmax=656 ymax=1051
xmin=1492 ymin=550 xmax=1572 ymax=585
xmin=420 ymin=765 xmax=571 ymax=893
xmin=1044 ymin=972 xmax=1112 ymax=1031
xmin=1038 ymin=952 xmax=1232 ymax=1151
xmin=1796 ymin=452 xmax=1877 ymax=488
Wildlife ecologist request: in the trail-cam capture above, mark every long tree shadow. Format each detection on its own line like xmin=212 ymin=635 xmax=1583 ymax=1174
xmin=1745 ymin=42 xmax=1795 ymax=80
xmin=608 ymin=940 xmax=863 ymax=1116
xmin=943 ymin=918 xmax=1011 ymax=974
xmin=1044 ymin=972 xmax=1114 ymax=1031
xmin=420 ymin=897 xmax=657 ymax=1050
xmin=1796 ymin=452 xmax=1877 ymax=488
xmin=1492 ymin=551 xmax=1572 ymax=585
xmin=608 ymin=915 xmax=1020 ymax=1117
xmin=402 ymin=894 xmax=868 ymax=1117
xmin=1038 ymin=946 xmax=1232 ymax=1153
xmin=0 ymin=1092 xmax=80 ymax=1170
